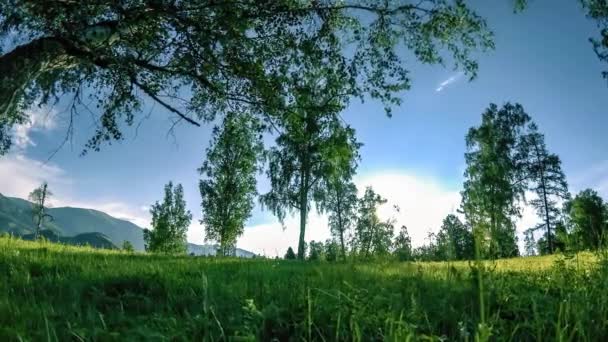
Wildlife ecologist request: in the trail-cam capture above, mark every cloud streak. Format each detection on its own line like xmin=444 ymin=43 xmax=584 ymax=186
xmin=12 ymin=106 xmax=58 ymax=150
xmin=436 ymin=72 xmax=464 ymax=92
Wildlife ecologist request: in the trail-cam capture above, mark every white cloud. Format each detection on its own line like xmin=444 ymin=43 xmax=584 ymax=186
xmin=0 ymin=154 xmax=66 ymax=199
xmin=436 ymin=72 xmax=464 ymax=92
xmin=236 ymin=170 xmax=569 ymax=256
xmin=238 ymin=170 xmax=461 ymax=256
xmin=12 ymin=106 xmax=58 ymax=150
xmin=354 ymin=171 xmax=461 ymax=247
xmin=239 ymin=211 xmax=330 ymax=257
xmin=0 ymin=153 xmax=150 ymax=229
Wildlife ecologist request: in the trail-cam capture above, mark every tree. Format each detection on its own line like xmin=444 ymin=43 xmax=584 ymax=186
xmin=564 ymin=189 xmax=608 ymax=250
xmin=394 ymin=225 xmax=413 ymax=261
xmin=354 ymin=187 xmax=393 ymax=258
xmin=523 ymin=229 xmax=537 ymax=256
xmin=436 ymin=214 xmax=474 ymax=260
xmin=582 ymin=1 xmax=608 ymax=82
xmin=537 ymin=221 xmax=569 ymax=255
xmin=320 ymin=177 xmax=359 ymax=260
xmin=29 ymin=182 xmax=53 ymax=240
xmin=284 ymin=247 xmax=296 ymax=260
xmin=523 ymin=123 xmax=569 ymax=254
xmin=199 ymin=112 xmax=263 ymax=256
xmin=324 ymin=239 xmax=340 ymax=262
xmin=122 ymin=240 xmax=135 ymax=253
xmin=260 ymin=70 xmax=359 ymax=260
xmin=144 ymin=182 xmax=192 ymax=254
xmin=461 ymin=103 xmax=531 ymax=258
xmin=0 ymin=1 xmax=495 ymax=155
xmin=308 ymin=240 xmax=325 ymax=261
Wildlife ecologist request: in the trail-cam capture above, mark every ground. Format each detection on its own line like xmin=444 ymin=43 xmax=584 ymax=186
xmin=0 ymin=236 xmax=606 ymax=341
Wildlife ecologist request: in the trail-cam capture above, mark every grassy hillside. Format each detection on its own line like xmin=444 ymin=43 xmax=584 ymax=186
xmin=0 ymin=237 xmax=606 ymax=341
xmin=0 ymin=193 xmax=145 ymax=249
xmin=21 ymin=230 xmax=117 ymax=250
xmin=0 ymin=194 xmax=255 ymax=256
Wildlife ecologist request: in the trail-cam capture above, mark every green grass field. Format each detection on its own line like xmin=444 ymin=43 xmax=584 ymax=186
xmin=1 ymin=237 xmax=607 ymax=341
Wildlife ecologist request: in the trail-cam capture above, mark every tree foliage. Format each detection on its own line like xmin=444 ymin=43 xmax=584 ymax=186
xmin=308 ymin=240 xmax=325 ymax=261
xmin=0 ymin=0 xmax=495 ymax=155
xmin=28 ymin=182 xmax=53 ymax=240
xmin=284 ymin=246 xmax=296 ymax=260
xmin=523 ymin=229 xmax=537 ymax=256
xmin=324 ymin=239 xmax=340 ymax=262
xmin=565 ymin=189 xmax=608 ymax=250
xmin=436 ymin=214 xmax=474 ymax=261
xmin=318 ymin=132 xmax=360 ymax=260
xmin=393 ymin=225 xmax=413 ymax=261
xmin=199 ymin=112 xmax=263 ymax=256
xmin=121 ymin=240 xmax=135 ymax=253
xmin=354 ymin=187 xmax=393 ymax=258
xmin=536 ymin=221 xmax=569 ymax=255
xmin=582 ymin=0 xmax=608 ymax=81
xmin=461 ymin=103 xmax=531 ymax=258
xmin=144 ymin=182 xmax=192 ymax=254
xmin=260 ymin=70 xmax=359 ymax=260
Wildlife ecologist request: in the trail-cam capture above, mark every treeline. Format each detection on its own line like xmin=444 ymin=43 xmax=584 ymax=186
xmin=139 ymin=102 xmax=608 ymax=261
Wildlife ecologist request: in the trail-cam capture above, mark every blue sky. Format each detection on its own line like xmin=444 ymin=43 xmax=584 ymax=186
xmin=1 ymin=0 xmax=607 ymax=255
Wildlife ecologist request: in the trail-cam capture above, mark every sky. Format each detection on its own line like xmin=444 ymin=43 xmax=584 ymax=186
xmin=1 ymin=1 xmax=608 ymax=256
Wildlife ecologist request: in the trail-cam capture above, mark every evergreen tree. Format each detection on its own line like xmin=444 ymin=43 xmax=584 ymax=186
xmin=523 ymin=123 xmax=569 ymax=254
xmin=199 ymin=112 xmax=263 ymax=256
xmin=29 ymin=182 xmax=53 ymax=240
xmin=0 ymin=1 xmax=493 ymax=155
xmin=461 ymin=103 xmax=531 ymax=258
xmin=394 ymin=225 xmax=413 ymax=261
xmin=144 ymin=182 xmax=192 ymax=254
xmin=564 ymin=189 xmax=608 ymax=250
xmin=284 ymin=247 xmax=296 ymax=260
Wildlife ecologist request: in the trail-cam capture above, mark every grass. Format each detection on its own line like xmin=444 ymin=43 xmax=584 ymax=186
xmin=1 ymin=237 xmax=607 ymax=341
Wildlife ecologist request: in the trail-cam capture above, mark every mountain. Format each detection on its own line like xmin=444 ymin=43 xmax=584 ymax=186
xmin=0 ymin=193 xmax=146 ymax=250
xmin=21 ymin=230 xmax=117 ymax=250
xmin=0 ymin=193 xmax=255 ymax=257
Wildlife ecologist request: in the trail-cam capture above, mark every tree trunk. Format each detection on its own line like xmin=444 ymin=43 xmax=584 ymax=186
xmin=534 ymin=142 xmax=553 ymax=253
xmin=34 ymin=183 xmax=48 ymax=240
xmin=297 ymin=180 xmax=308 ymax=260
xmin=338 ymin=210 xmax=345 ymax=260
xmin=336 ymin=188 xmax=346 ymax=260
xmin=540 ymin=175 xmax=552 ymax=253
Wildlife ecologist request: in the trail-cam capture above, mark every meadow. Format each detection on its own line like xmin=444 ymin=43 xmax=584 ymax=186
xmin=1 ymin=236 xmax=607 ymax=341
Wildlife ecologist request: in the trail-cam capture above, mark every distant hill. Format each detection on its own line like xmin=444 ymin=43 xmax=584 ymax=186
xmin=0 ymin=193 xmax=146 ymax=250
xmin=187 ymin=243 xmax=256 ymax=258
xmin=0 ymin=193 xmax=255 ymax=256
xmin=21 ymin=230 xmax=117 ymax=250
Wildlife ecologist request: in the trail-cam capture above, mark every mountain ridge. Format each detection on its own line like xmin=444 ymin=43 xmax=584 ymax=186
xmin=0 ymin=193 xmax=255 ymax=257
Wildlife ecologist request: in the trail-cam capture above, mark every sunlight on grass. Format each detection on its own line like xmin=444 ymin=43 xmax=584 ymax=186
xmin=1 ymin=236 xmax=607 ymax=341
